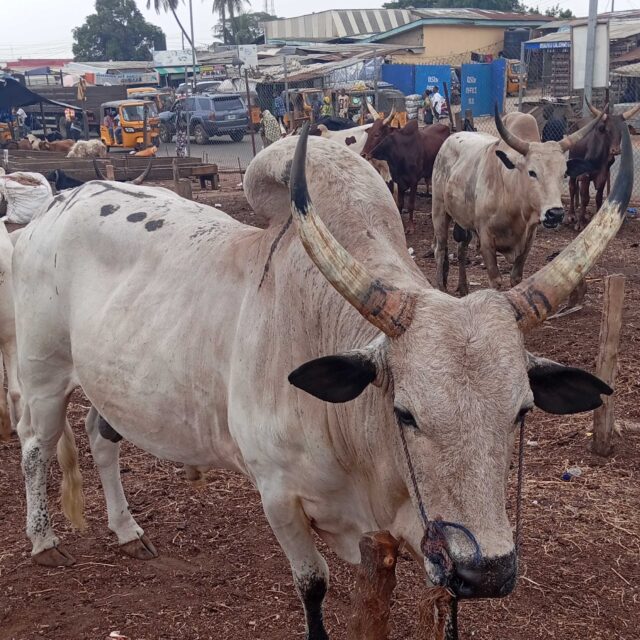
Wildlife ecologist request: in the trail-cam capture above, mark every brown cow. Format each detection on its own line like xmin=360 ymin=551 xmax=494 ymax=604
xmin=16 ymin=139 xmax=32 ymax=150
xmin=362 ymin=118 xmax=450 ymax=233
xmin=567 ymin=100 xmax=640 ymax=230
xmin=46 ymin=139 xmax=75 ymax=153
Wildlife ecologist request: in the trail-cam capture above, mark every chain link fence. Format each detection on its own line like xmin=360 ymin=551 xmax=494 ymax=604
xmin=191 ymin=50 xmax=640 ymax=202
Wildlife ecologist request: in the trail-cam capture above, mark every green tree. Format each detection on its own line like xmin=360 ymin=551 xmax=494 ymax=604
xmin=73 ymin=0 xmax=166 ymax=61
xmin=542 ymin=4 xmax=574 ymax=18
xmin=212 ymin=0 xmax=228 ymax=44
xmin=214 ymin=11 xmax=276 ymax=44
xmin=225 ymin=0 xmax=250 ymax=45
xmin=148 ymin=0 xmax=195 ymax=49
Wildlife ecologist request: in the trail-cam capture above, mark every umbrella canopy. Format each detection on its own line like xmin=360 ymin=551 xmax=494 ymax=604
xmin=0 ymin=76 xmax=80 ymax=111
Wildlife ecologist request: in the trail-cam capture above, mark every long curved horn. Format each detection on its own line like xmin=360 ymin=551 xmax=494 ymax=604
xmin=559 ymin=107 xmax=605 ymax=151
xmin=494 ymin=105 xmax=529 ymax=156
xmin=622 ymin=102 xmax=640 ymax=121
xmin=383 ymin=106 xmax=396 ymax=126
xmin=505 ymin=123 xmax=633 ymax=332
xmin=93 ymin=158 xmax=107 ymax=180
xmin=289 ymin=124 xmax=416 ymax=338
xmin=367 ymin=102 xmax=381 ymax=119
xmin=129 ymin=159 xmax=153 ymax=185
xmin=585 ymin=97 xmax=602 ymax=118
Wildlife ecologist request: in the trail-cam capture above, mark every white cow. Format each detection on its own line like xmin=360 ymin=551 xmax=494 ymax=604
xmin=313 ymin=121 xmax=393 ymax=187
xmin=12 ymin=127 xmax=630 ymax=638
xmin=0 ymin=223 xmax=22 ymax=439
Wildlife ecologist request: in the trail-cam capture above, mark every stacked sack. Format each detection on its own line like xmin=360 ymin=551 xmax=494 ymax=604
xmin=0 ymin=172 xmax=53 ymax=224
xmin=406 ymin=94 xmax=423 ymax=120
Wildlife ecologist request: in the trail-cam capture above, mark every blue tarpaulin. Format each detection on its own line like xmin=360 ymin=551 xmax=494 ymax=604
xmin=461 ymin=59 xmax=507 ymax=118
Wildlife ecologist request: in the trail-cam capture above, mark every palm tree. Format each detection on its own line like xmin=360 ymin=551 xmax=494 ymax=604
xmin=147 ymin=0 xmax=195 ymax=49
xmin=212 ymin=0 xmax=227 ymax=44
xmin=224 ymin=0 xmax=249 ymax=46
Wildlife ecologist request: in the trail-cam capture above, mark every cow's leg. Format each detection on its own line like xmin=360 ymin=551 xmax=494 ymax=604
xmin=510 ymin=228 xmax=536 ymax=287
xmin=397 ymin=187 xmax=405 ymax=214
xmin=263 ymin=494 xmax=330 ymax=640
xmin=3 ymin=341 xmax=22 ymax=433
xmin=0 ymin=351 xmax=10 ymax=440
xmin=577 ymin=177 xmax=591 ymax=231
xmin=479 ymin=233 xmax=502 ymax=289
xmin=18 ymin=389 xmax=81 ymax=567
xmin=456 ymin=232 xmax=472 ymax=296
xmin=405 ymin=183 xmax=418 ymax=234
xmin=85 ymin=407 xmax=157 ymax=560
xmin=433 ymin=210 xmax=451 ymax=292
xmin=566 ymin=177 xmax=577 ymax=225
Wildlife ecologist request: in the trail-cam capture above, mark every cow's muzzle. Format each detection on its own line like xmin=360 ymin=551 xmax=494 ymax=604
xmin=543 ymin=207 xmax=564 ymax=229
xmin=449 ymin=550 xmax=518 ymax=599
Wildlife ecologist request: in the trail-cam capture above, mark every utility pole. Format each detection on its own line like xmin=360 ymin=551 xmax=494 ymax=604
xmin=583 ymin=0 xmax=599 ymax=117
xmin=189 ymin=0 xmax=198 ymax=91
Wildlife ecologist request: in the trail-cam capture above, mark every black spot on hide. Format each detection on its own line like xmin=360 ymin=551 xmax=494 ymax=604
xmin=281 ymin=159 xmax=293 ymax=185
xmin=145 ymin=219 xmax=164 ymax=232
xmin=127 ymin=212 xmax=147 ymax=223
xmin=345 ymin=136 xmax=357 ymax=146
xmin=100 ymin=204 xmax=119 ymax=217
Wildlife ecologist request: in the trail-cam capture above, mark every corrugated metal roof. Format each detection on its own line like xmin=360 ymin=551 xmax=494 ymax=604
xmin=411 ymin=9 xmax=549 ymax=22
xmin=526 ymin=19 xmax=640 ymax=47
xmin=612 ymin=61 xmax=640 ymax=75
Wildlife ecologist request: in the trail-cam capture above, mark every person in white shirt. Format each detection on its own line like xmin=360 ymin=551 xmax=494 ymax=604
xmin=431 ymin=86 xmax=445 ymax=121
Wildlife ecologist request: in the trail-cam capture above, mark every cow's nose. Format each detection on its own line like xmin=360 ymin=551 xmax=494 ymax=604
xmin=543 ymin=207 xmax=564 ymax=228
xmin=450 ymin=550 xmax=517 ymax=599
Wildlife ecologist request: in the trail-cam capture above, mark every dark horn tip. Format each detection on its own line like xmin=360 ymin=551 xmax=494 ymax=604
xmin=610 ymin=123 xmax=634 ymax=215
xmin=290 ymin=122 xmax=312 ymax=216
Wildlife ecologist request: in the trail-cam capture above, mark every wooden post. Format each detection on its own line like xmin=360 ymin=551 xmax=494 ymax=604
xmin=176 ymin=178 xmax=193 ymax=200
xmin=454 ymin=111 xmax=462 ymax=133
xmin=346 ymin=531 xmax=400 ymax=640
xmin=105 ymin=163 xmax=115 ymax=181
xmin=592 ymin=274 xmax=626 ymax=456
xmin=172 ymin=157 xmax=180 ymax=186
xmin=464 ymin=109 xmax=474 ymax=130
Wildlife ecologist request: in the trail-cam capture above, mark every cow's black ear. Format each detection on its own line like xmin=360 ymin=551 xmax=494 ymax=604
xmin=566 ymin=158 xmax=595 ymax=178
xmin=289 ymin=353 xmax=377 ymax=403
xmin=495 ymin=150 xmax=516 ymax=170
xmin=528 ymin=361 xmax=612 ymax=414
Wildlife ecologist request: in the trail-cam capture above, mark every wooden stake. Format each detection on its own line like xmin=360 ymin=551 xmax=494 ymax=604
xmin=592 ymin=274 xmax=626 ymax=456
xmin=105 ymin=163 xmax=115 ymax=181
xmin=346 ymin=531 xmax=400 ymax=640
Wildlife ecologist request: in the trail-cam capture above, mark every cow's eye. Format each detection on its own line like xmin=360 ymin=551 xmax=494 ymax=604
xmin=394 ymin=406 xmax=418 ymax=429
xmin=528 ymin=170 xmax=538 ymax=179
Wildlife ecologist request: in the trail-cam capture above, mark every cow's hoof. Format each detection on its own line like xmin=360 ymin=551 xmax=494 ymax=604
xmin=32 ymin=545 xmax=76 ymax=567
xmin=456 ymin=285 xmax=469 ymax=297
xmin=121 ymin=535 xmax=158 ymax=560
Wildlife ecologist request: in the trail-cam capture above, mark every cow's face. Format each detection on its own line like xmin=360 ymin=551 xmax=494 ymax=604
xmin=361 ymin=119 xmax=391 ymax=160
xmin=495 ymin=141 xmax=577 ymax=228
xmin=599 ymin=115 xmax=623 ymax=157
xmin=290 ymin=288 xmax=611 ymax=599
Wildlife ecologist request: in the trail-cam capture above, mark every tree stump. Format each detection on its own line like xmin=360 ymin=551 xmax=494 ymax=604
xmin=346 ymin=531 xmax=400 ymax=640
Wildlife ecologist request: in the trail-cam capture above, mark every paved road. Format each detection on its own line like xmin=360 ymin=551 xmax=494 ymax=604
xmin=159 ymin=133 xmax=260 ymax=169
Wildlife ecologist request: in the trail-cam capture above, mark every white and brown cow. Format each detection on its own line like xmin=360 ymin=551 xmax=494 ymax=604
xmin=12 ymin=125 xmax=632 ymax=639
xmin=432 ymin=108 xmax=599 ymax=295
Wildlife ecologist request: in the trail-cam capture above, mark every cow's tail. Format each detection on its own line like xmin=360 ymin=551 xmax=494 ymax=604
xmin=57 ymin=421 xmax=86 ymax=531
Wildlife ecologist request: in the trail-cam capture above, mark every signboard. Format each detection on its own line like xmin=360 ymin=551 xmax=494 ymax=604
xmin=525 ymin=40 xmax=570 ymax=50
xmin=414 ymin=65 xmax=452 ymax=95
xmin=238 ymin=44 xmax=258 ymax=70
xmin=153 ymin=49 xmax=196 ymax=67
xmin=461 ymin=59 xmax=507 ymax=118
xmin=571 ymin=22 xmax=609 ymax=90
xmin=93 ymin=72 xmax=159 ymax=86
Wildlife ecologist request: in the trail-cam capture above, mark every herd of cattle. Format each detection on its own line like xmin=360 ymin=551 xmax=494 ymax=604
xmin=8 ymin=133 xmax=108 ymax=158
xmin=0 ymin=100 xmax=635 ymax=638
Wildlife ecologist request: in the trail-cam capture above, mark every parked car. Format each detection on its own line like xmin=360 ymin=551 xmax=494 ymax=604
xmin=159 ymin=94 xmax=248 ymax=144
xmin=176 ymin=80 xmax=223 ymax=96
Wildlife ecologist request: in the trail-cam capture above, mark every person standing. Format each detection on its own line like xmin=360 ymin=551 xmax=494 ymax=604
xmin=274 ymin=92 xmax=286 ymax=125
xmin=423 ymin=89 xmax=434 ymax=125
xmin=320 ymin=96 xmax=333 ymax=117
xmin=259 ymin=109 xmax=282 ymax=148
xmin=337 ymin=88 xmax=349 ymax=119
xmin=431 ymin=86 xmax=445 ymax=121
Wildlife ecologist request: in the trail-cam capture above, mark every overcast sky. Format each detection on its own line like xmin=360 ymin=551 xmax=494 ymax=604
xmin=0 ymin=0 xmax=634 ymax=61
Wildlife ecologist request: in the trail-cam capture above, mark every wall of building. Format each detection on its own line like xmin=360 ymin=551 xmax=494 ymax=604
xmin=377 ymin=27 xmax=423 ymax=47
xmin=390 ymin=25 xmax=505 ymax=63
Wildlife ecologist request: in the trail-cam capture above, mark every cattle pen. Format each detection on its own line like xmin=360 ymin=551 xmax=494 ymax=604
xmin=0 ymin=166 xmax=638 ymax=640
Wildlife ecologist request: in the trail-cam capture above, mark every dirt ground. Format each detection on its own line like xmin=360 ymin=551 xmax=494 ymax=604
xmin=1 ymin=174 xmax=639 ymax=640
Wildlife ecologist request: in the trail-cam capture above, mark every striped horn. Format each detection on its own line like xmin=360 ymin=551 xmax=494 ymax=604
xmin=505 ymin=123 xmax=634 ymax=332
xmin=289 ymin=124 xmax=416 ymax=338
